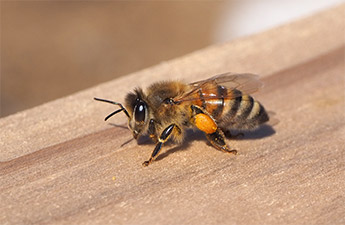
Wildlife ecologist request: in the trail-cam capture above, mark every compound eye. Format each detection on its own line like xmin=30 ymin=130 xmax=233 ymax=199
xmin=134 ymin=100 xmax=146 ymax=123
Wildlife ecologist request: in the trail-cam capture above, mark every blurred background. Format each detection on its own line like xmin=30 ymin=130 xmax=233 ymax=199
xmin=0 ymin=0 xmax=343 ymax=118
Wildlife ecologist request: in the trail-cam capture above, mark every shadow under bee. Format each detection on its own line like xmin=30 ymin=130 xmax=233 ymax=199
xmin=233 ymin=124 xmax=276 ymax=140
xmin=155 ymin=124 xmax=276 ymax=163
xmin=136 ymin=129 xmax=206 ymax=147
xmin=108 ymin=123 xmax=128 ymax=130
xmin=107 ymin=122 xmax=275 ymax=163
xmin=154 ymin=130 xmax=205 ymax=162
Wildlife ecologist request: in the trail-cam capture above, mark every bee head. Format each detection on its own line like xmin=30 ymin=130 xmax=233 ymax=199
xmin=125 ymin=88 xmax=150 ymax=139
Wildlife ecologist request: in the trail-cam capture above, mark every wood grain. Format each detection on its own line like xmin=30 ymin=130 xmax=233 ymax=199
xmin=1 ymin=5 xmax=344 ymax=225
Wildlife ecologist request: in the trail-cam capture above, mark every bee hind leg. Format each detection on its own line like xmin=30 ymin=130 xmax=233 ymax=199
xmin=190 ymin=105 xmax=237 ymax=155
xmin=206 ymin=129 xmax=237 ymax=155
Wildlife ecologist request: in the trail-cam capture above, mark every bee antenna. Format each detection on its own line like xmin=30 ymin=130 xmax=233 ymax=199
xmin=94 ymin=97 xmax=118 ymax=105
xmin=94 ymin=97 xmax=130 ymax=119
xmin=104 ymin=109 xmax=124 ymax=121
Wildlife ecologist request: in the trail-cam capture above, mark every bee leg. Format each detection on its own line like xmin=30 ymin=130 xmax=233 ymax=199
xmin=148 ymin=119 xmax=158 ymax=143
xmin=206 ymin=129 xmax=237 ymax=155
xmin=191 ymin=105 xmax=237 ymax=155
xmin=142 ymin=124 xmax=176 ymax=167
xmin=222 ymin=129 xmax=244 ymax=140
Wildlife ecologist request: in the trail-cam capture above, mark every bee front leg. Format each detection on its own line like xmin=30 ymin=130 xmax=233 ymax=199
xmin=142 ymin=124 xmax=176 ymax=167
xmin=148 ymin=119 xmax=158 ymax=143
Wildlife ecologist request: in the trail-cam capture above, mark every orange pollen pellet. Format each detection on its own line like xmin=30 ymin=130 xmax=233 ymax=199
xmin=194 ymin=114 xmax=217 ymax=134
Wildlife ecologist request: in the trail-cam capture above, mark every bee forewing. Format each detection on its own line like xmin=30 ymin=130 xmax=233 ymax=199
xmin=175 ymin=73 xmax=263 ymax=103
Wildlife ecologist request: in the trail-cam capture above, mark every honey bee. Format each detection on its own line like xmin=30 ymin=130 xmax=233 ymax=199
xmin=95 ymin=72 xmax=269 ymax=166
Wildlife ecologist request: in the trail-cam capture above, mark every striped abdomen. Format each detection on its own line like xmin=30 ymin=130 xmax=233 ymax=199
xmin=193 ymin=84 xmax=269 ymax=130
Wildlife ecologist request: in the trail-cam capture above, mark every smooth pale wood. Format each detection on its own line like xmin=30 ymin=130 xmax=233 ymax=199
xmin=1 ymin=5 xmax=344 ymax=225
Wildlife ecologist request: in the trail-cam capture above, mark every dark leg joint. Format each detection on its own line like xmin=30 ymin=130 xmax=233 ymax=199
xmin=143 ymin=124 xmax=176 ymax=167
xmin=159 ymin=124 xmax=175 ymax=140
xmin=206 ymin=129 xmax=237 ymax=155
xmin=191 ymin=105 xmax=203 ymax=115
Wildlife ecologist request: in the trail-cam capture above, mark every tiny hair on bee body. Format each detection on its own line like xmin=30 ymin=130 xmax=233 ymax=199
xmin=95 ymin=72 xmax=269 ymax=166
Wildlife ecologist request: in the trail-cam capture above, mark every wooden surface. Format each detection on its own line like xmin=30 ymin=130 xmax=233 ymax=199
xmin=1 ymin=5 xmax=344 ymax=225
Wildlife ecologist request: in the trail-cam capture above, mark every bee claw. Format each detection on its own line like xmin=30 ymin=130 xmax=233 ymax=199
xmin=221 ymin=145 xmax=237 ymax=155
xmin=142 ymin=160 xmax=151 ymax=167
xmin=227 ymin=149 xmax=238 ymax=155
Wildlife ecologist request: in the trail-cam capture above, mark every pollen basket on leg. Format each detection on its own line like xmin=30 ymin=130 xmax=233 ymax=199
xmin=194 ymin=113 xmax=217 ymax=134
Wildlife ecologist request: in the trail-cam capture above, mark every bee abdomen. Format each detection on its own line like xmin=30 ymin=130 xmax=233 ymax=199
xmin=220 ymin=91 xmax=269 ymax=130
xmin=196 ymin=85 xmax=268 ymax=130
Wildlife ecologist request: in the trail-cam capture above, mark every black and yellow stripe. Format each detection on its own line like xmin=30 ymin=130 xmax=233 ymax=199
xmin=219 ymin=88 xmax=268 ymax=130
xmin=222 ymin=89 xmax=242 ymax=120
xmin=211 ymin=85 xmax=227 ymax=119
xmin=194 ymin=84 xmax=268 ymax=130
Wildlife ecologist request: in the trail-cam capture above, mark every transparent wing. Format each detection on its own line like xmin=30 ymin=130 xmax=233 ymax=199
xmin=174 ymin=72 xmax=263 ymax=103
